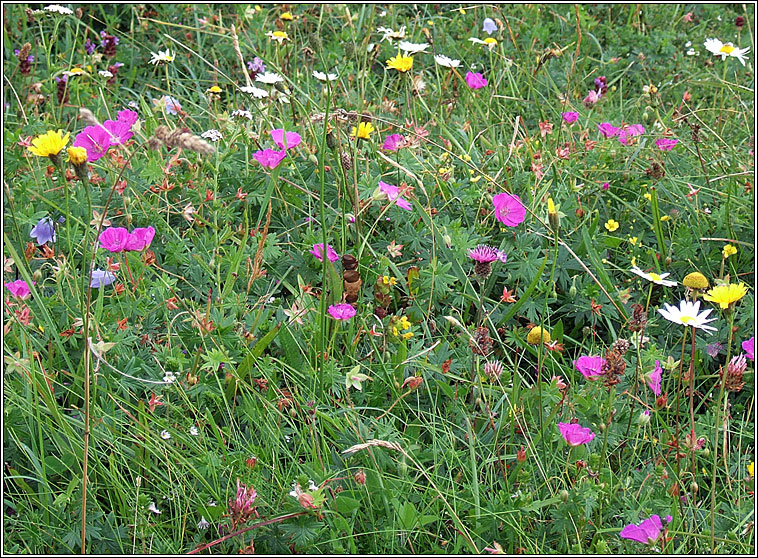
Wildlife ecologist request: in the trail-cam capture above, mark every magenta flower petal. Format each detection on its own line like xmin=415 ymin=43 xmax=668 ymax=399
xmin=465 ymin=71 xmax=487 ymax=89
xmin=395 ymin=196 xmax=412 ymax=210
xmin=655 ymin=138 xmax=679 ymax=151
xmin=742 ymin=336 xmax=754 ymax=361
xmin=562 ymin=111 xmax=579 ymax=124
xmin=617 ymin=124 xmax=645 ymax=145
xmin=558 ymin=422 xmax=595 ymax=446
xmin=253 ymin=148 xmax=287 ymax=169
xmin=378 ymin=180 xmax=400 ymax=201
xmin=5 ymin=279 xmax=33 ymax=300
xmin=492 ymin=192 xmax=526 ymax=227
xmin=73 ymin=125 xmax=112 ymax=161
xmin=620 ymin=515 xmax=663 ymax=545
xmin=597 ymin=122 xmax=620 ymax=138
xmin=125 ymin=226 xmax=156 ymax=251
xmin=116 ymin=109 xmax=139 ymax=127
xmin=574 ymin=355 xmax=606 ymax=380
xmin=328 ymin=303 xmax=356 ymax=321
xmin=645 ymin=360 xmax=663 ymax=396
xmin=382 ymin=134 xmax=405 ymax=151
xmin=270 ymin=129 xmax=302 ymax=150
xmin=99 ymin=227 xmax=131 ymax=253
xmin=310 ymin=243 xmax=339 ymax=262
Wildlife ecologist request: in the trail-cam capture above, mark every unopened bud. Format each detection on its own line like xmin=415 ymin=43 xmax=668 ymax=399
xmin=353 ymin=470 xmax=366 ymax=485
xmin=547 ymin=197 xmax=559 ymax=231
xmin=690 ymin=481 xmax=699 ymax=495
xmin=575 ymin=207 xmax=585 ymax=218
xmin=560 ymin=489 xmax=569 ymax=503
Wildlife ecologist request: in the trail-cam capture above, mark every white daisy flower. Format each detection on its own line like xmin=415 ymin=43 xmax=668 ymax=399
xmin=63 ymin=68 xmax=87 ymax=77
xmin=98 ymin=70 xmax=114 ymax=78
xmin=376 ymin=25 xmax=406 ymax=42
xmin=265 ymin=31 xmax=289 ymax=43
xmin=201 ymin=129 xmax=222 ymax=142
xmin=313 ymin=70 xmax=338 ymax=82
xmin=197 ymin=517 xmax=210 ymax=530
xmin=434 ymin=54 xmax=461 ymax=68
xmin=231 ymin=109 xmax=253 ymax=120
xmin=44 ymin=5 xmax=73 ymax=15
xmin=189 ymin=425 xmax=200 ymax=436
xmin=704 ymin=38 xmax=750 ymax=65
xmin=160 ymin=430 xmax=171 ymax=440
xmin=148 ymin=502 xmax=162 ymax=514
xmin=240 ymin=85 xmax=269 ymax=98
xmin=469 ymin=37 xmax=499 ymax=50
xmin=398 ymin=40 xmax=429 ymax=55
xmin=658 ymin=300 xmax=717 ymax=334
xmin=630 ymin=266 xmax=678 ymax=287
xmin=255 ymin=71 xmax=284 ymax=85
xmin=149 ymin=49 xmax=175 ymax=65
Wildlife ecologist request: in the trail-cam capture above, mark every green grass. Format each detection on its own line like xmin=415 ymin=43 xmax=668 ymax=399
xmin=2 ymin=3 xmax=755 ymax=554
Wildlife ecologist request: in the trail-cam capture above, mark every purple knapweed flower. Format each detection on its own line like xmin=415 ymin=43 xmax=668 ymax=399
xmin=328 ymin=303 xmax=356 ymax=321
xmin=310 ymin=243 xmax=339 ymax=262
xmin=90 ymin=269 xmax=116 ymax=288
xmin=30 ymin=217 xmax=56 ymax=245
xmin=465 ymin=71 xmax=488 ymax=89
xmin=5 ymin=279 xmax=33 ymax=300
xmin=558 ymin=422 xmax=595 ymax=446
xmin=253 ymin=148 xmax=287 ymax=169
xmin=468 ymin=245 xmax=506 ymax=263
xmin=492 ymin=192 xmax=526 ymax=227
xmin=382 ymin=133 xmax=405 ymax=152
xmin=99 ymin=227 xmax=131 ymax=253
xmin=562 ymin=111 xmax=579 ymax=124
xmin=574 ymin=355 xmax=606 ymax=380
xmin=619 ymin=514 xmax=664 ymax=545
xmin=482 ymin=17 xmax=498 ymax=35
xmin=270 ymin=129 xmax=302 ymax=150
xmin=742 ymin=336 xmax=754 ymax=361
xmin=656 ymin=138 xmax=679 ymax=151
xmin=645 ymin=360 xmax=663 ymax=396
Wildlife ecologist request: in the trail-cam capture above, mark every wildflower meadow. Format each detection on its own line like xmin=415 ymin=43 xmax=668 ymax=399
xmin=3 ymin=3 xmax=756 ymax=555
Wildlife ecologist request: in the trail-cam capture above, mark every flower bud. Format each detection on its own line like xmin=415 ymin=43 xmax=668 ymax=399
xmin=516 ymin=446 xmax=526 ymax=463
xmin=690 ymin=481 xmax=698 ymax=495
xmin=560 ymin=489 xmax=569 ymax=503
xmin=547 ymin=197 xmax=559 ymax=231
xmin=353 ymin=470 xmax=366 ymax=485
xmin=638 ymin=410 xmax=651 ymax=425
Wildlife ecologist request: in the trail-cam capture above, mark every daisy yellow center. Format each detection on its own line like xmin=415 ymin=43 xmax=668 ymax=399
xmin=273 ymin=31 xmax=288 ymax=39
xmin=649 ymin=273 xmax=662 ymax=282
xmin=483 ymin=37 xmax=498 ymax=45
xmin=719 ymin=45 xmax=736 ymax=54
xmin=680 ymin=315 xmax=696 ymax=325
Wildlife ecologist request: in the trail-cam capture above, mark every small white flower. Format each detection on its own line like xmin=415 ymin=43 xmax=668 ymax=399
xmin=44 ymin=5 xmax=73 ymax=15
xmin=284 ymin=435 xmax=292 ymax=443
xmin=160 ymin=430 xmax=171 ymax=440
xmin=149 ymin=49 xmax=175 ymax=65
xmin=148 ymin=502 xmax=162 ymax=514
xmin=255 ymin=71 xmax=284 ymax=85
xmin=163 ymin=371 xmax=177 ymax=384
xmin=686 ymin=48 xmax=698 ymax=56
xmin=367 ymin=43 xmax=376 ymax=53
xmin=128 ymin=101 xmax=139 ymax=109
xmin=201 ymin=129 xmax=222 ymax=142
xmin=398 ymin=40 xmax=429 ymax=55
xmin=231 ymin=109 xmax=253 ymax=120
xmin=685 ymin=41 xmax=692 ymax=48
xmin=658 ymin=300 xmax=717 ymax=334
xmin=313 ymin=70 xmax=338 ymax=82
xmin=197 ymin=516 xmax=210 ymax=530
xmin=308 ymin=479 xmax=318 ymax=491
xmin=207 ymin=499 xmax=217 ymax=507
xmin=376 ymin=25 xmax=406 ymax=42
xmin=434 ymin=54 xmax=461 ymax=68
xmin=240 ymin=85 xmax=269 ymax=98
xmin=276 ymin=94 xmax=291 ymax=105
xmin=629 ymin=266 xmax=677 ymax=287
xmin=189 ymin=426 xmax=199 ymax=436
xmin=98 ymin=70 xmax=114 ymax=78
xmin=704 ymin=37 xmax=750 ymax=66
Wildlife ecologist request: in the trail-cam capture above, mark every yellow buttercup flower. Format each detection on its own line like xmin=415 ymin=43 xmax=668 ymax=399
xmin=386 ymin=53 xmax=414 ymax=72
xmin=629 ymin=236 xmax=638 ymax=246
xmin=703 ymin=283 xmax=748 ymax=309
xmin=28 ymin=129 xmax=70 ymax=158
xmin=350 ymin=122 xmax=374 ymax=139
xmin=280 ymin=11 xmax=293 ymax=21
xmin=207 ymin=85 xmax=222 ymax=93
xmin=643 ymin=192 xmax=652 ymax=201
xmin=722 ymin=244 xmax=737 ymax=259
xmin=66 ymin=146 xmax=88 ymax=166
xmin=604 ymin=219 xmax=619 ymax=232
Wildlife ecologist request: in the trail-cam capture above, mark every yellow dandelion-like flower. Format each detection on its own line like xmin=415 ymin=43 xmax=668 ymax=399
xmin=266 ymin=30 xmax=289 ymax=43
xmin=484 ymin=37 xmax=498 ymax=46
xmin=722 ymin=244 xmax=737 ymax=259
xmin=386 ymin=53 xmax=414 ymax=72
xmin=66 ymin=146 xmax=88 ymax=166
xmin=749 ymin=462 xmax=754 ymax=477
xmin=207 ymin=85 xmax=222 ymax=94
xmin=28 ymin=129 xmax=70 ymax=158
xmin=703 ymin=283 xmax=748 ymax=309
xmin=350 ymin=121 xmax=374 ymax=139
xmin=527 ymin=326 xmax=551 ymax=345
xmin=280 ymin=11 xmax=293 ymax=21
xmin=604 ymin=219 xmax=619 ymax=232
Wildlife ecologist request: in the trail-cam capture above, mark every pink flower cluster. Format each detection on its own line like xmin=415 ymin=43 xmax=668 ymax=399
xmin=328 ymin=303 xmax=356 ymax=321
xmin=73 ymin=109 xmax=138 ymax=161
xmin=99 ymin=226 xmax=155 ymax=253
xmin=465 ymin=71 xmax=488 ymax=89
xmin=597 ymin=122 xmax=645 ymax=145
xmin=253 ymin=128 xmax=302 ymax=169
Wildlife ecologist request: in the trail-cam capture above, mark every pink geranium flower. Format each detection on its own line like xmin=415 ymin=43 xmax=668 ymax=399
xmin=73 ymin=125 xmax=112 ymax=161
xmin=617 ymin=124 xmax=645 ymax=145
xmin=465 ymin=71 xmax=487 ymax=89
xmin=310 ymin=243 xmax=339 ymax=262
xmin=655 ymin=138 xmax=679 ymax=151
xmin=99 ymin=227 xmax=131 ymax=253
xmin=597 ymin=122 xmax=620 ymax=138
xmin=558 ymin=422 xmax=595 ymax=446
xmin=328 ymin=303 xmax=356 ymax=321
xmin=619 ymin=514 xmax=666 ymax=545
xmin=125 ymin=226 xmax=156 ymax=251
xmin=742 ymin=336 xmax=754 ymax=361
xmin=492 ymin=192 xmax=526 ymax=227
xmin=562 ymin=112 xmax=579 ymax=124
xmin=574 ymin=355 xmax=606 ymax=380
xmin=645 ymin=360 xmax=663 ymax=396
xmin=270 ymin=129 xmax=302 ymax=150
xmin=382 ymin=134 xmax=405 ymax=152
xmin=5 ymin=279 xmax=33 ymax=300
xmin=378 ymin=180 xmax=412 ymax=210
xmin=253 ymin=148 xmax=287 ymax=169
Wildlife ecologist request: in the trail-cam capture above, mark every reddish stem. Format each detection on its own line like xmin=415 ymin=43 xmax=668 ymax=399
xmin=188 ymin=511 xmax=308 ymax=554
